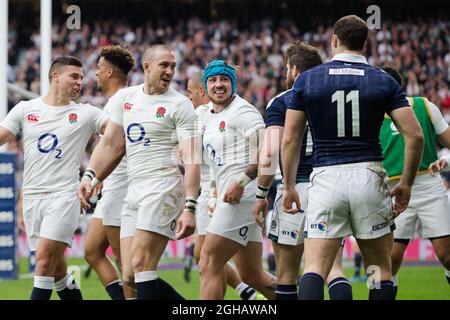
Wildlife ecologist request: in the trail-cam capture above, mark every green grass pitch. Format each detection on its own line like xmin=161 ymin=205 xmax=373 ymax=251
xmin=0 ymin=258 xmax=448 ymax=300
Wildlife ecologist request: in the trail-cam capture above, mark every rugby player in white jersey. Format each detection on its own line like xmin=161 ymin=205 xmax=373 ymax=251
xmin=187 ymin=71 xmax=263 ymax=300
xmin=253 ymin=41 xmax=352 ymax=300
xmin=0 ymin=56 xmax=109 ymax=300
xmin=199 ymin=60 xmax=276 ymax=300
xmin=78 ymin=44 xmax=200 ymax=300
xmin=84 ymin=45 xmax=136 ymax=300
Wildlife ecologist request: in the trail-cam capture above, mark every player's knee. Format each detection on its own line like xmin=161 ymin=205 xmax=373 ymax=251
xmin=84 ymin=247 xmax=103 ymax=266
xmin=131 ymin=252 xmax=147 ymax=272
xmin=35 ymin=256 xmax=53 ymax=274
xmin=198 ymin=250 xmax=214 ymax=276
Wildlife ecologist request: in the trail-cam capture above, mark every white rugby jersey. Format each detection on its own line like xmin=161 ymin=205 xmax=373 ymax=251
xmin=0 ymin=97 xmax=108 ymax=199
xmin=102 ymin=91 xmax=128 ymax=191
xmin=109 ymin=84 xmax=197 ymax=180
xmin=202 ymin=95 xmax=265 ymax=197
xmin=196 ymin=103 xmax=212 ymax=194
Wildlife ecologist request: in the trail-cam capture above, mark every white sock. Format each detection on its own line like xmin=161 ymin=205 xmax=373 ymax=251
xmin=445 ymin=269 xmax=450 ymax=278
xmin=235 ymin=282 xmax=257 ymax=299
xmin=34 ymin=276 xmax=54 ymax=290
xmin=235 ymin=282 xmax=249 ymax=295
xmin=54 ymin=273 xmax=78 ymax=291
xmin=392 ymin=274 xmax=398 ymax=287
xmin=106 ymin=279 xmax=122 ymax=287
xmin=134 ymin=271 xmax=158 ymax=283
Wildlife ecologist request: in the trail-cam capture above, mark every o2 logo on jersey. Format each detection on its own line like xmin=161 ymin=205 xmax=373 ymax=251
xmin=126 ymin=123 xmax=150 ymax=146
xmin=37 ymin=133 xmax=62 ymax=159
xmin=205 ymin=144 xmax=223 ymax=167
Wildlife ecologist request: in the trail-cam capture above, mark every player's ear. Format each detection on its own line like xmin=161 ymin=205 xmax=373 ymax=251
xmin=293 ymin=65 xmax=301 ymax=78
xmin=331 ymin=34 xmax=339 ymax=49
xmin=142 ymin=61 xmax=150 ymax=72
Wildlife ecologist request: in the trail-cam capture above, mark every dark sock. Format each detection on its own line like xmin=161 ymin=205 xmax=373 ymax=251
xmin=30 ymin=287 xmax=53 ymax=300
xmin=354 ymin=253 xmax=362 ymax=277
xmin=136 ymin=279 xmax=160 ymax=300
xmin=30 ymin=276 xmax=54 ymax=300
xmin=446 ymin=276 xmax=450 ymax=286
xmin=105 ymin=280 xmax=125 ymax=300
xmin=369 ymin=280 xmax=395 ymax=300
xmin=158 ymin=278 xmax=185 ymax=300
xmin=328 ymin=277 xmax=352 ymax=300
xmin=393 ymin=285 xmax=398 ymax=298
xmin=298 ymin=272 xmax=324 ymax=300
xmin=55 ymin=275 xmax=82 ymax=300
xmin=276 ymin=284 xmax=297 ymax=300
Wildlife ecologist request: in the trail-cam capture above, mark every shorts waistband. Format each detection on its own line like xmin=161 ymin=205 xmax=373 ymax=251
xmin=313 ymin=161 xmax=383 ymax=171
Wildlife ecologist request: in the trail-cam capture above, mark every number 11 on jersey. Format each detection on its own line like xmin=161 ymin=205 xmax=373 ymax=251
xmin=332 ymin=90 xmax=360 ymax=137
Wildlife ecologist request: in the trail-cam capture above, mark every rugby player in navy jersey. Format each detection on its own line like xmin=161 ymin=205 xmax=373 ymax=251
xmin=254 ymin=41 xmax=352 ymax=300
xmin=281 ymin=15 xmax=424 ymax=300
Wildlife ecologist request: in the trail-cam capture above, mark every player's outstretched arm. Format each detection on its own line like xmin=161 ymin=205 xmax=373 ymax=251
xmin=389 ymin=107 xmax=424 ymax=215
xmin=281 ymin=109 xmax=306 ymax=213
xmin=0 ymin=127 xmax=16 ymax=146
xmin=176 ymin=136 xmax=201 ymax=240
xmin=77 ymin=120 xmax=126 ymax=208
xmin=253 ymin=125 xmax=283 ymax=228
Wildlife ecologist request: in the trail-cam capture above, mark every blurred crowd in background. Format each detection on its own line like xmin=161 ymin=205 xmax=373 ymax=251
xmin=5 ymin=7 xmax=450 ymax=233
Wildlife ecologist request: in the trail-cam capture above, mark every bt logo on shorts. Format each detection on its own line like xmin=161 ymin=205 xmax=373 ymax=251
xmin=310 ymin=221 xmax=328 ymax=232
xmin=281 ymin=229 xmax=299 ymax=240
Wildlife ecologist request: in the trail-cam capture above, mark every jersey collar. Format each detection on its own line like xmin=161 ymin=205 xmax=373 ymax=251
xmin=331 ymin=53 xmax=368 ymax=65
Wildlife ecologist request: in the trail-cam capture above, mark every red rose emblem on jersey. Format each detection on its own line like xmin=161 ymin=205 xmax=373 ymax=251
xmin=26 ymin=114 xmax=39 ymax=123
xmin=219 ymin=121 xmax=225 ymax=132
xmin=156 ymin=107 xmax=166 ymax=118
xmin=68 ymin=113 xmax=78 ymax=124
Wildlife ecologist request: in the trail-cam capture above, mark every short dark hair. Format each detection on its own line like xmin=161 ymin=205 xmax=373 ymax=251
xmin=48 ymin=56 xmax=82 ymax=81
xmin=99 ymin=45 xmax=135 ymax=76
xmin=333 ymin=15 xmax=368 ymax=51
xmin=286 ymin=41 xmax=322 ymax=72
xmin=381 ymin=66 xmax=403 ymax=86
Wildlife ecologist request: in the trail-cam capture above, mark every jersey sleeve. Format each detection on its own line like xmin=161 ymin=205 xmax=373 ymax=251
xmin=426 ymin=99 xmax=448 ymax=135
xmin=0 ymin=102 xmax=24 ymax=135
xmin=90 ymin=106 xmax=109 ymax=134
xmin=265 ymin=96 xmax=287 ymax=127
xmin=234 ymin=104 xmax=265 ymax=138
xmin=108 ymin=88 xmax=127 ymax=125
xmin=385 ymin=76 xmax=410 ymax=113
xmin=287 ymin=75 xmax=306 ymax=112
xmin=175 ymin=100 xmax=197 ymax=142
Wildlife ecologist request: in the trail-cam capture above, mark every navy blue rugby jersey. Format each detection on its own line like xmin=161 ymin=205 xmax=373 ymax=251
xmin=265 ymin=89 xmax=313 ymax=182
xmin=288 ymin=53 xmax=409 ymax=167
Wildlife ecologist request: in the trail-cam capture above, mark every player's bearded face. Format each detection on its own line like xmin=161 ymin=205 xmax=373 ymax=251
xmin=206 ymin=75 xmax=232 ymax=105
xmin=57 ymin=66 xmax=83 ymax=99
xmin=286 ymin=63 xmax=295 ymax=89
